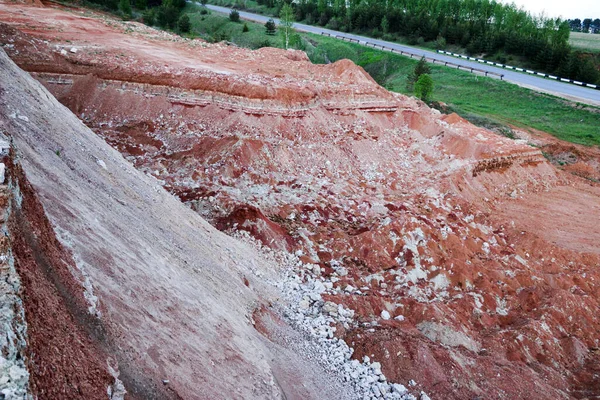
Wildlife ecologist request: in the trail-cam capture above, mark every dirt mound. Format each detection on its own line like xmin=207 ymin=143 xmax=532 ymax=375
xmin=1 ymin=2 xmax=599 ymax=399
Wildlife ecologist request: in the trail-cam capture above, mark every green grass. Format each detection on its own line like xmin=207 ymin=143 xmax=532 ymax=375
xmin=569 ymin=32 xmax=600 ymax=53
xmin=417 ymin=66 xmax=600 ymax=145
xmin=211 ymin=0 xmax=278 ymax=17
xmin=184 ymin=3 xmax=275 ymax=47
xmin=183 ymin=5 xmax=600 ymax=146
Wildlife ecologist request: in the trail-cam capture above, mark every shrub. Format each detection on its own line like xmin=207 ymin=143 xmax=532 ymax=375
xmin=414 ymin=73 xmax=434 ymax=102
xmin=256 ymin=39 xmax=271 ymax=49
xmin=406 ymin=56 xmax=430 ymax=91
xmin=435 ymin=35 xmax=446 ymax=50
xmin=178 ymin=14 xmax=190 ymax=32
xmin=229 ymin=9 xmax=240 ymax=22
xmin=156 ymin=5 xmax=179 ymax=29
xmin=119 ymin=0 xmax=132 ymax=17
xmin=210 ymin=32 xmax=231 ymax=43
xmin=242 ymin=23 xmax=249 ymax=32
xmin=265 ymin=18 xmax=276 ymax=35
xmin=142 ymin=8 xmax=156 ymax=25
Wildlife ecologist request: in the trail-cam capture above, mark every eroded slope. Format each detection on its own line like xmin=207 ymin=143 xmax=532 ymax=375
xmin=1 ymin=2 xmax=599 ymax=399
xmin=0 ymin=47 xmax=377 ymax=399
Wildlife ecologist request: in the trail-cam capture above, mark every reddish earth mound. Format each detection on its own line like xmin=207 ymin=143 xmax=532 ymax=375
xmin=1 ymin=45 xmax=365 ymax=400
xmin=1 ymin=2 xmax=600 ymax=399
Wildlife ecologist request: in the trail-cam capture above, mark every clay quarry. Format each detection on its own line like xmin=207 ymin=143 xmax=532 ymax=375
xmin=0 ymin=1 xmax=599 ymax=399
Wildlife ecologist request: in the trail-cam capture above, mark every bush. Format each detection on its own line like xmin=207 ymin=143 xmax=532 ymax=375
xmin=156 ymin=5 xmax=179 ymax=29
xmin=406 ymin=56 xmax=431 ymax=91
xmin=289 ymin=33 xmax=304 ymax=50
xmin=325 ymin=17 xmax=340 ymax=31
xmin=178 ymin=14 xmax=190 ymax=32
xmin=414 ymin=56 xmax=431 ymax=77
xmin=229 ymin=9 xmax=240 ymax=22
xmin=200 ymin=8 xmax=208 ymax=15
xmin=119 ymin=0 xmax=132 ymax=17
xmin=435 ymin=35 xmax=446 ymax=50
xmin=265 ymin=18 xmax=276 ymax=35
xmin=256 ymin=39 xmax=272 ymax=49
xmin=142 ymin=8 xmax=156 ymax=25
xmin=210 ymin=32 xmax=231 ymax=43
xmin=414 ymin=73 xmax=434 ymax=102
xmin=242 ymin=23 xmax=249 ymax=32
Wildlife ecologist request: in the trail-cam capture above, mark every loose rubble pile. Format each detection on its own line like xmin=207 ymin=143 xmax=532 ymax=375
xmin=280 ymin=261 xmax=422 ymax=400
xmin=235 ymin=231 xmax=428 ymax=400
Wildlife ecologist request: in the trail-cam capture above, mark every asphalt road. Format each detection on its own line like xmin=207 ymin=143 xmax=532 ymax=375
xmin=205 ymin=4 xmax=600 ymax=107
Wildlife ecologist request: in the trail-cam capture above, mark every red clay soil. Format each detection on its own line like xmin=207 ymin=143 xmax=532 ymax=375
xmin=524 ymin=127 xmax=600 ymax=182
xmin=7 ymin=160 xmax=114 ymax=399
xmin=2 ymin=2 xmax=600 ymax=399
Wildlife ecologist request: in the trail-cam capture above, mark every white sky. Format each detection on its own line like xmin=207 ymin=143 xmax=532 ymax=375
xmin=501 ymin=0 xmax=600 ymax=19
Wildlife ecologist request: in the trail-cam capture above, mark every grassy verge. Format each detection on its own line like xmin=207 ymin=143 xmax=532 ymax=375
xmin=182 ymin=4 xmax=600 ymax=146
xmin=569 ymin=32 xmax=600 ymax=54
xmin=186 ymin=4 xmax=275 ymax=48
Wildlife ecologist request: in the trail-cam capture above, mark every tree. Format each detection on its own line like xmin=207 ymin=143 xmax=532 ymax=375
xmin=569 ymin=18 xmax=582 ymax=31
xmin=406 ymin=56 xmax=431 ymax=91
xmin=178 ymin=14 xmax=190 ymax=32
xmin=414 ymin=74 xmax=434 ymax=102
xmin=119 ymin=0 xmax=132 ymax=17
xmin=381 ymin=15 xmax=389 ymax=34
xmin=142 ymin=8 xmax=155 ymax=25
xmin=265 ymin=18 xmax=276 ymax=35
xmin=134 ymin=0 xmax=147 ymax=9
xmin=229 ymin=9 xmax=240 ymax=22
xmin=156 ymin=5 xmax=179 ymax=29
xmin=242 ymin=23 xmax=249 ymax=32
xmin=414 ymin=56 xmax=431 ymax=77
xmin=279 ymin=3 xmax=295 ymax=49
xmin=583 ymin=18 xmax=592 ymax=32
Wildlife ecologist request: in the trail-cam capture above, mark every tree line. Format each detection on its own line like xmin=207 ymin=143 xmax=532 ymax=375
xmin=568 ymin=18 xmax=600 ymax=33
xmin=253 ymin=0 xmax=599 ymax=84
xmin=82 ymin=0 xmax=190 ymax=31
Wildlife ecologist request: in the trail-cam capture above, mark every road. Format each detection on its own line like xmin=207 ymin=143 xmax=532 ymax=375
xmin=205 ymin=4 xmax=600 ymax=107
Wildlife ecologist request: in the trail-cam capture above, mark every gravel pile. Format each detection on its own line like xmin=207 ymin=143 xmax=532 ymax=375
xmin=234 ymin=231 xmax=429 ymax=400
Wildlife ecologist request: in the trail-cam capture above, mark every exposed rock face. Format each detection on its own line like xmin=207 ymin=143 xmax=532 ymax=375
xmin=0 ymin=47 xmax=379 ymax=400
xmin=1 ymin=2 xmax=600 ymax=399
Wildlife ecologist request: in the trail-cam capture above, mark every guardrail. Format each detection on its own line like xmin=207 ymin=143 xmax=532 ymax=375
xmin=437 ymin=50 xmax=599 ymax=90
xmin=321 ymin=32 xmax=504 ymax=80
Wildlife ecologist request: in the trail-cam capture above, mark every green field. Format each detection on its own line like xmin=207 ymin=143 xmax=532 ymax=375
xmin=183 ymin=4 xmax=600 ymax=146
xmin=569 ymin=32 xmax=600 ymax=53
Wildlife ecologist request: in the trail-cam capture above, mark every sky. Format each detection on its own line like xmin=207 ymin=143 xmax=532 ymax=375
xmin=501 ymin=0 xmax=600 ymax=19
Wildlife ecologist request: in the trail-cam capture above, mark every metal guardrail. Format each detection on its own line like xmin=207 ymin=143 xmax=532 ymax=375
xmin=437 ymin=50 xmax=599 ymax=90
xmin=321 ymin=32 xmax=504 ymax=80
